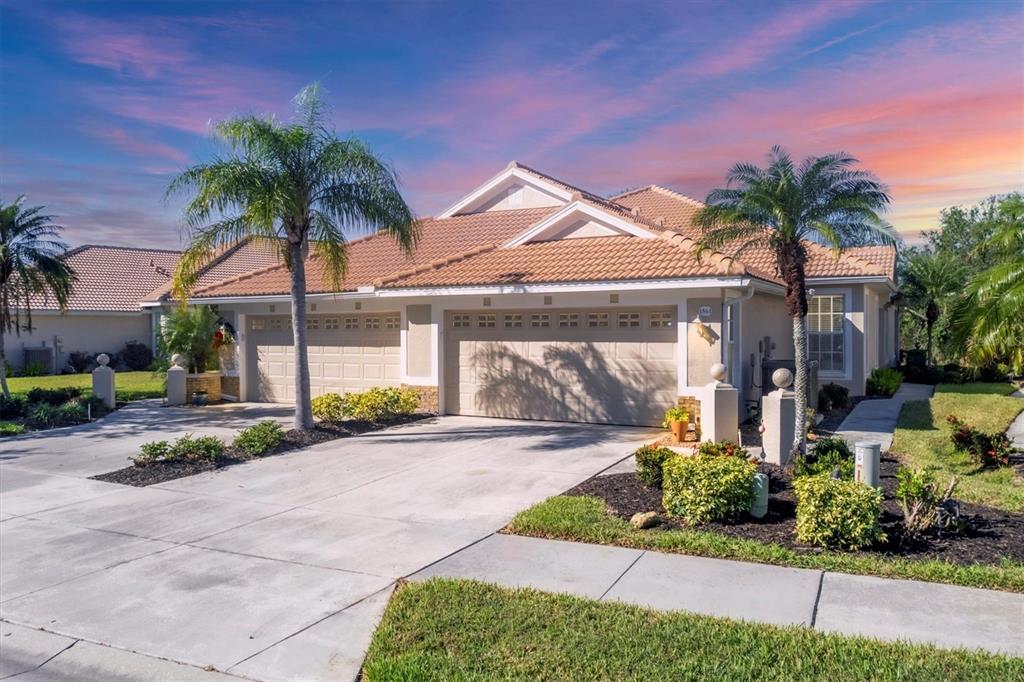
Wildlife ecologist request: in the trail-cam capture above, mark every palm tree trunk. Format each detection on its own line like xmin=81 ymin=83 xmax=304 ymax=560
xmin=926 ymin=320 xmax=934 ymax=367
xmin=288 ymin=241 xmax=314 ymax=430
xmin=792 ymin=315 xmax=809 ymax=455
xmin=0 ymin=326 xmax=9 ymax=400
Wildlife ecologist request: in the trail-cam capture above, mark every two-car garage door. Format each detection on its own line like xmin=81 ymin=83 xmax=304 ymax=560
xmin=445 ymin=307 xmax=677 ymax=426
xmin=248 ymin=314 xmax=400 ymax=402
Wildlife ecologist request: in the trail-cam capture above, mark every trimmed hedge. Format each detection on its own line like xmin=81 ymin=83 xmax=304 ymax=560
xmin=634 ymin=445 xmax=675 ymax=488
xmin=794 ymin=476 xmax=884 ymax=550
xmin=662 ymin=454 xmax=757 ymax=525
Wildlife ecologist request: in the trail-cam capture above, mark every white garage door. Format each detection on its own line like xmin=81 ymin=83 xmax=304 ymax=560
xmin=249 ymin=313 xmax=401 ymax=402
xmin=445 ymin=307 xmax=677 ymax=426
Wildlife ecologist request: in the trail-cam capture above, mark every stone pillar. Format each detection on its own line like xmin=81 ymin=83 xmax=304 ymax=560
xmin=166 ymin=353 xmax=187 ymax=406
xmin=91 ymin=353 xmax=116 ymax=409
xmin=700 ymin=363 xmax=739 ymax=444
xmin=762 ymin=367 xmax=796 ymax=465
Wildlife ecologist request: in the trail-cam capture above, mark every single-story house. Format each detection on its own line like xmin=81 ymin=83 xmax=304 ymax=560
xmin=168 ymin=162 xmax=898 ymax=427
xmin=6 ymin=241 xmax=281 ymax=374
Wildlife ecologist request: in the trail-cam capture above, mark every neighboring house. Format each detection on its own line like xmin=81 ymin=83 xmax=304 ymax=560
xmin=6 ymin=241 xmax=282 ymax=375
xmin=181 ymin=162 xmax=898 ymax=426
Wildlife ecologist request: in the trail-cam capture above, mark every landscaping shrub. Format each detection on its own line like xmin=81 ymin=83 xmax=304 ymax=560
xmin=696 ymin=440 xmax=751 ymax=461
xmin=167 ymin=434 xmax=225 ymax=462
xmin=794 ymin=476 xmax=884 ymax=550
xmin=21 ymin=361 xmax=47 ymax=377
xmin=0 ymin=422 xmax=26 ymax=436
xmin=662 ymin=454 xmax=757 ymax=525
xmin=946 ymin=415 xmax=1012 ymax=468
xmin=866 ymin=367 xmax=903 ymax=397
xmin=311 ymin=392 xmax=346 ymax=422
xmin=342 ymin=386 xmax=420 ymax=422
xmin=120 ymin=341 xmax=153 ymax=371
xmin=26 ymin=386 xmax=82 ymax=405
xmin=132 ymin=440 xmax=171 ymax=466
xmin=0 ymin=394 xmax=27 ymax=419
xmin=819 ymin=383 xmax=849 ymax=411
xmin=233 ymin=421 xmax=285 ymax=456
xmin=56 ymin=401 xmax=86 ymax=425
xmin=634 ymin=445 xmax=675 ymax=488
xmin=895 ymin=467 xmax=962 ymax=536
xmin=27 ymin=402 xmax=61 ymax=429
xmin=66 ymin=351 xmax=93 ymax=374
xmin=794 ymin=436 xmax=854 ymax=480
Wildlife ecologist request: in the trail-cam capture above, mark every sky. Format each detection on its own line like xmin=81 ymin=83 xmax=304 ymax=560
xmin=1 ymin=0 xmax=1022 ymax=249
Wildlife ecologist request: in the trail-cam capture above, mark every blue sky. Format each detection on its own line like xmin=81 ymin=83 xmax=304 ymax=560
xmin=1 ymin=0 xmax=1021 ymax=248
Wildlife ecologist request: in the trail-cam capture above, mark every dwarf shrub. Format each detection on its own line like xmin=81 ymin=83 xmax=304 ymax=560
xmin=233 ymin=420 xmax=285 ymax=457
xmin=866 ymin=367 xmax=903 ymax=397
xmin=168 ymin=434 xmax=225 ymax=462
xmin=794 ymin=436 xmax=854 ymax=480
xmin=311 ymin=392 xmax=346 ymax=422
xmin=794 ymin=476 xmax=884 ymax=550
xmin=342 ymin=386 xmax=420 ymax=422
xmin=132 ymin=440 xmax=171 ymax=466
xmin=0 ymin=422 xmax=26 ymax=436
xmin=696 ymin=440 xmax=751 ymax=461
xmin=634 ymin=445 xmax=675 ymax=488
xmin=662 ymin=454 xmax=757 ymax=525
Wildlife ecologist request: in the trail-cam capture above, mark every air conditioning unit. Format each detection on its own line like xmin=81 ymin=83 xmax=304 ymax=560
xmin=761 ymin=359 xmax=820 ymax=410
xmin=23 ymin=346 xmax=56 ymax=375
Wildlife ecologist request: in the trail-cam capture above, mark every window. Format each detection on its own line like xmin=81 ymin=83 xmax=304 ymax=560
xmin=452 ymin=313 xmax=471 ymax=328
xmin=588 ymin=312 xmax=609 ymax=328
xmin=530 ymin=313 xmax=550 ymax=328
xmin=251 ymin=319 xmax=265 ymax=330
xmin=808 ymin=295 xmax=846 ymax=373
xmin=306 ymin=317 xmax=320 ymax=330
xmin=504 ymin=313 xmax=523 ymax=328
xmin=477 ymin=313 xmax=496 ymax=328
xmin=344 ymin=317 xmax=359 ymax=330
xmin=365 ymin=316 xmax=381 ymax=330
xmin=269 ymin=318 xmax=284 ymax=330
xmin=618 ymin=312 xmax=640 ymax=328
xmin=649 ymin=311 xmax=673 ymax=328
xmin=324 ymin=317 xmax=339 ymax=330
xmin=384 ymin=315 xmax=400 ymax=329
xmin=558 ymin=313 xmax=579 ymax=328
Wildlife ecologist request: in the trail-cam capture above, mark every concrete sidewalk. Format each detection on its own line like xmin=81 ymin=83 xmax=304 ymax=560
xmin=835 ymin=383 xmax=934 ymax=450
xmin=414 ymin=533 xmax=1024 ymax=656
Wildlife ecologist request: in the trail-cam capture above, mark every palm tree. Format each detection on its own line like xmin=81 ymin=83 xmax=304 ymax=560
xmin=901 ymin=251 xmax=964 ymax=366
xmin=167 ymin=83 xmax=418 ymax=430
xmin=949 ymin=194 xmax=1024 ymax=373
xmin=694 ymin=146 xmax=895 ymax=454
xmin=1 ymin=197 xmax=77 ymax=398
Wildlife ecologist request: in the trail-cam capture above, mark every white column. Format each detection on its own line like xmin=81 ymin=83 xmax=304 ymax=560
xmin=700 ymin=363 xmax=739 ymax=444
xmin=676 ymin=298 xmax=688 ymax=392
xmin=91 ymin=353 xmax=116 ymax=409
xmin=762 ymin=368 xmax=796 ymax=465
xmin=431 ymin=304 xmax=445 ymax=414
xmin=236 ymin=314 xmax=248 ymax=402
xmin=166 ymin=354 xmax=187 ymax=406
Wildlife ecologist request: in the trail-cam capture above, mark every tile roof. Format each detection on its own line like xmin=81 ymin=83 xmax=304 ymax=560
xmin=143 ymin=238 xmax=284 ymax=302
xmin=29 ymin=246 xmax=181 ymax=312
xmin=611 ymin=186 xmax=705 ymax=237
xmin=842 ymin=246 xmax=897 ymax=279
xmin=190 ymin=208 xmax=558 ymax=298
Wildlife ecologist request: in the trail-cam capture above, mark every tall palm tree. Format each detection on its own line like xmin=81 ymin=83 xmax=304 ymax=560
xmin=1 ymin=197 xmax=77 ymax=398
xmin=901 ymin=251 xmax=964 ymax=366
xmin=949 ymin=194 xmax=1024 ymax=373
xmin=694 ymin=146 xmax=895 ymax=454
xmin=167 ymin=83 xmax=418 ymax=430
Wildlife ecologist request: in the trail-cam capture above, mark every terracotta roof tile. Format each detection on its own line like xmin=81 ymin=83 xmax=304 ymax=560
xmin=143 ymin=238 xmax=284 ymax=302
xmin=842 ymin=246 xmax=897 ymax=278
xmin=29 ymin=246 xmax=180 ymax=312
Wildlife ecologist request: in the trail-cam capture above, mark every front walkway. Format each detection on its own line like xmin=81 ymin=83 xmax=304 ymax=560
xmin=835 ymin=383 xmax=934 ymax=450
xmin=414 ymin=534 xmax=1024 ymax=656
xmin=0 ymin=413 xmax=656 ymax=680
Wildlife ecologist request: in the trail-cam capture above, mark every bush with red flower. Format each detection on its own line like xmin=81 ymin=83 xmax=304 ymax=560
xmin=945 ymin=414 xmax=1012 ymax=468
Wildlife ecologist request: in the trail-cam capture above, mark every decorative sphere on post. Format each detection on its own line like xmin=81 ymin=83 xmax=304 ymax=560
xmin=96 ymin=353 xmax=110 ymax=367
xmin=772 ymin=367 xmax=793 ymax=390
xmin=710 ymin=363 xmax=727 ymax=383
xmin=171 ymin=353 xmax=185 ymax=369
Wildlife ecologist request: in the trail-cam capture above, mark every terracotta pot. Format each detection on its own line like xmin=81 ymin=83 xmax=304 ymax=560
xmin=671 ymin=420 xmax=688 ymax=444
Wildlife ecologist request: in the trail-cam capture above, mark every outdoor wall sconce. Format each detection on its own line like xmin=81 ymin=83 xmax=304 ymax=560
xmin=695 ymin=321 xmax=715 ymax=344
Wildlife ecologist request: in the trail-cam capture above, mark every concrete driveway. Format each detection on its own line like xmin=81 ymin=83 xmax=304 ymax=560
xmin=0 ymin=409 xmax=655 ymax=680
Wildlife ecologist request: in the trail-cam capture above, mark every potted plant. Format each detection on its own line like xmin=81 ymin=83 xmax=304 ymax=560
xmin=662 ymin=406 xmax=690 ymax=444
xmin=192 ymin=390 xmax=208 ymax=407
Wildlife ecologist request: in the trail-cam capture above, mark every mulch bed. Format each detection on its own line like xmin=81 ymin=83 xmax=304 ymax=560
xmin=91 ymin=413 xmax=432 ymax=487
xmin=567 ymin=454 xmax=1024 ymax=567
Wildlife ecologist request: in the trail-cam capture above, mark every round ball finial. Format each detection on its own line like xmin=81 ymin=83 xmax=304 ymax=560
xmin=171 ymin=353 xmax=185 ymax=368
xmin=709 ymin=363 xmax=727 ymax=382
xmin=772 ymin=367 xmax=793 ymax=389
xmin=96 ymin=353 xmax=110 ymax=367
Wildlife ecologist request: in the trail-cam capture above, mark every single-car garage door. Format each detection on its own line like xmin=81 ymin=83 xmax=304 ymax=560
xmin=445 ymin=307 xmax=677 ymax=426
xmin=248 ymin=313 xmax=400 ymax=402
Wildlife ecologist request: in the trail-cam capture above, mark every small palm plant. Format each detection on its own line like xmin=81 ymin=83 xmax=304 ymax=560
xmin=0 ymin=197 xmax=77 ymax=398
xmin=159 ymin=305 xmax=218 ymax=374
xmin=901 ymin=251 xmax=964 ymax=366
xmin=694 ymin=146 xmax=895 ymax=455
xmin=167 ymin=83 xmax=418 ymax=429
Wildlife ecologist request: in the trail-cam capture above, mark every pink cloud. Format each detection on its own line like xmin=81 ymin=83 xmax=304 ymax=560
xmin=90 ymin=125 xmax=188 ymax=164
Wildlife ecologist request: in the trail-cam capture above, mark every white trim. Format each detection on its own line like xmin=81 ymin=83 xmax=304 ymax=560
xmin=807 ymin=287 xmax=853 ymax=381
xmin=807 ymin=276 xmax=895 ymax=291
xmin=503 ymin=201 xmax=656 ymax=247
xmin=376 ymin=277 xmax=759 ymax=298
xmin=17 ymin=309 xmax=149 ymax=317
xmin=438 ymin=166 xmax=572 ymax=218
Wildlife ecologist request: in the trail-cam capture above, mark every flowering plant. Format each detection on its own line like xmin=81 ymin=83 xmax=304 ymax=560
xmin=212 ymin=322 xmax=235 ymax=350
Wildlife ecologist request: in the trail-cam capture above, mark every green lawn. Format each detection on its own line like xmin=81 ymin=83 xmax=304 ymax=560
xmin=506 ymin=495 xmax=1024 ymax=593
xmin=890 ymin=382 xmax=1024 ymax=512
xmin=6 ymin=371 xmax=165 ymax=402
xmin=363 ymin=578 xmax=1024 ymax=680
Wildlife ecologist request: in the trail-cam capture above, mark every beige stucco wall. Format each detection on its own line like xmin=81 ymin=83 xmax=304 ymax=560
xmin=475 ymin=181 xmax=564 ymax=212
xmin=2 ymin=312 xmax=152 ymax=372
xmin=739 ymin=293 xmax=794 ymax=407
xmin=405 ymin=304 xmax=433 ymax=378
xmin=686 ymin=297 xmax=722 ymax=385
